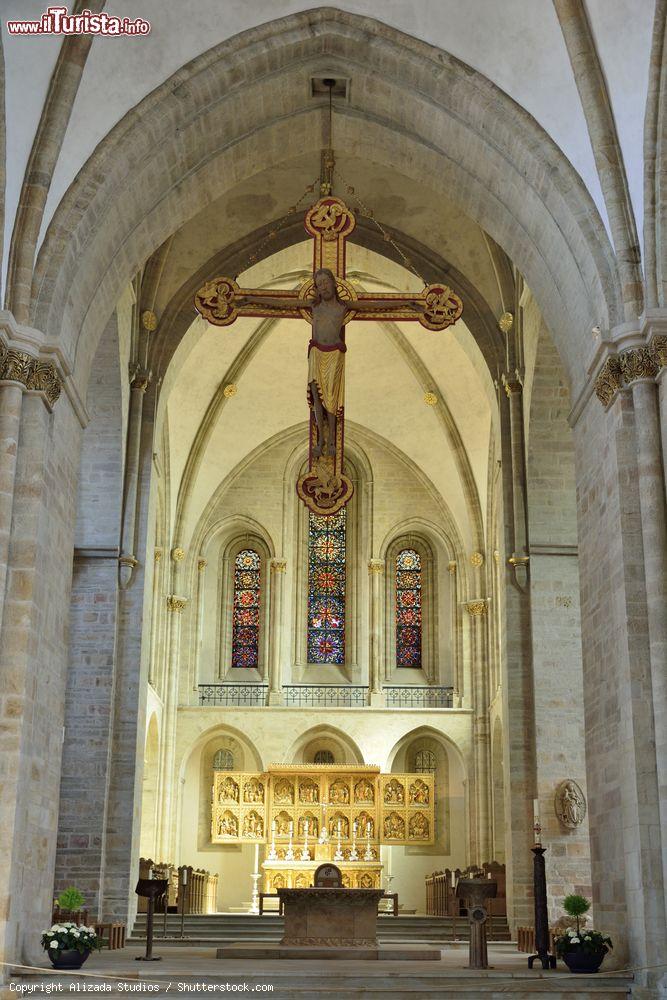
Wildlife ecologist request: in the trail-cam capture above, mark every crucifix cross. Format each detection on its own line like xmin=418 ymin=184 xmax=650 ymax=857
xmin=194 ymin=196 xmax=463 ymax=515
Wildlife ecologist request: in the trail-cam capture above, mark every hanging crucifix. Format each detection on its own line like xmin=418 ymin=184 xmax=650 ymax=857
xmin=194 ymin=195 xmax=463 ymax=516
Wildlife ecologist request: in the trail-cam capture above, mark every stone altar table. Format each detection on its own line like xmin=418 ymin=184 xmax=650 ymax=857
xmin=278 ymin=886 xmax=384 ymax=947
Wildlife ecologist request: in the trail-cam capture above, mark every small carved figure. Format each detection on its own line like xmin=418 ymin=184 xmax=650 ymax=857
xmin=356 ymin=811 xmax=374 ymax=837
xmin=409 ymin=811 xmax=429 ymax=839
xmin=298 ymin=813 xmax=318 ymax=838
xmin=274 ymin=779 xmax=294 ymax=804
xmin=329 ymin=779 xmax=349 ymax=804
xmin=295 ymin=873 xmax=310 ymax=888
xmin=409 ymin=779 xmax=429 ymax=805
xmin=359 ymin=873 xmax=375 ymax=888
xmin=299 ymin=779 xmax=319 ymax=804
xmin=354 ymin=778 xmax=374 ymax=803
xmin=384 ymin=779 xmax=405 ymax=805
xmin=555 ymin=779 xmax=586 ymax=828
xmin=217 ymin=811 xmax=238 ymax=837
xmin=342 ymin=872 xmax=351 ymax=888
xmin=383 ymin=811 xmax=405 ymax=840
xmin=275 ymin=811 xmax=292 ymax=835
xmin=218 ymin=776 xmax=239 ymax=802
xmin=243 ymin=778 xmax=264 ymax=803
xmin=272 ymin=874 xmax=285 ymax=889
xmin=329 ymin=812 xmax=349 ymax=838
xmin=243 ymin=810 xmax=264 ymax=838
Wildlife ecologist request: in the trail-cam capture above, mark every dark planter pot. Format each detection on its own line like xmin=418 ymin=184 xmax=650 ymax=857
xmin=49 ymin=948 xmax=91 ymax=970
xmin=562 ymin=947 xmax=608 ymax=974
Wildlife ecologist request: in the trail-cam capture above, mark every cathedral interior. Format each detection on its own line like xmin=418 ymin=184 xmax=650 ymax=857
xmin=0 ymin=1 xmax=666 ymax=995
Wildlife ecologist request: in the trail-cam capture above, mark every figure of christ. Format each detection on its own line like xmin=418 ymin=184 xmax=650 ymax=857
xmin=239 ymin=269 xmax=424 ymax=457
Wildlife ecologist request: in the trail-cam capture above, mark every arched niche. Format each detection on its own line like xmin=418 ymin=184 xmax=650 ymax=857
xmin=285 ymin=725 xmax=365 ymax=766
xmin=140 ymin=713 xmax=160 ymax=859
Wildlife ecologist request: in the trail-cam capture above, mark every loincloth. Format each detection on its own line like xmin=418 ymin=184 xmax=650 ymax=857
xmin=307 ymin=341 xmax=345 ymax=415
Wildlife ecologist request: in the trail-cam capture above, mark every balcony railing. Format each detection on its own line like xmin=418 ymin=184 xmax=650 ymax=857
xmin=282 ymin=684 xmax=368 ymax=708
xmin=383 ymin=685 xmax=454 ymax=709
xmin=198 ymin=684 xmax=268 ymax=707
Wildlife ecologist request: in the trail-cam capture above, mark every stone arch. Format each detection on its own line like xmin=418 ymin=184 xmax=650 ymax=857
xmin=31 ymin=7 xmax=619 ymax=402
xmin=285 ymin=724 xmax=364 ymax=766
xmin=383 ymin=532 xmax=438 ymax=684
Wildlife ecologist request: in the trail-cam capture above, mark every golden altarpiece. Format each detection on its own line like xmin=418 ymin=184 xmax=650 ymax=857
xmin=211 ymin=764 xmax=435 ymax=891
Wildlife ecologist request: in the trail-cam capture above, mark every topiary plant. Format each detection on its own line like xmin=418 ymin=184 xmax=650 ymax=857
xmin=562 ymin=894 xmax=590 ymax=935
xmin=56 ymin=887 xmax=85 ymax=912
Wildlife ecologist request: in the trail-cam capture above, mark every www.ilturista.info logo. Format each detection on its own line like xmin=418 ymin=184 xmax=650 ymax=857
xmin=7 ymin=6 xmax=150 ymax=35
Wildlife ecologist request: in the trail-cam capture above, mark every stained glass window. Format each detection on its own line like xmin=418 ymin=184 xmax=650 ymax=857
xmin=314 ymin=750 xmax=335 ymax=764
xmin=396 ymin=548 xmax=422 ymax=667
xmin=231 ymin=549 xmax=260 ymax=668
xmin=213 ymin=749 xmax=234 ymax=771
xmin=414 ymin=749 xmax=436 ymax=773
xmin=307 ymin=509 xmax=346 ymax=664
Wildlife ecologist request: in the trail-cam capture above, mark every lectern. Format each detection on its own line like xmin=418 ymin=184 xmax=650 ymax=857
xmin=135 ymin=877 xmax=169 ymax=961
xmin=456 ymin=877 xmax=497 ymax=969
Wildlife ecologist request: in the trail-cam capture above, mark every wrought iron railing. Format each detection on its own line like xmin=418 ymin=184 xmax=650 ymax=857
xmin=383 ymin=685 xmax=454 ymax=709
xmin=282 ymin=684 xmax=368 ymax=708
xmin=198 ymin=684 xmax=268 ymax=707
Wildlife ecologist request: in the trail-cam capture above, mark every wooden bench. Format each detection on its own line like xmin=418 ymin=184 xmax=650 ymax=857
xmin=94 ymin=922 xmax=126 ymax=949
xmin=259 ymin=892 xmax=284 ymax=915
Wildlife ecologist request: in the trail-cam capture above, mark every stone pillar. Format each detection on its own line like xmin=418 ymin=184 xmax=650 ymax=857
xmin=148 ymin=549 xmax=162 ymax=688
xmin=466 ymin=600 xmax=491 ymax=864
xmin=499 ymin=377 xmax=536 ymax=928
xmin=191 ymin=557 xmax=207 ymax=693
xmin=268 ymin=559 xmax=286 ymax=705
xmin=118 ymin=368 xmax=150 ymax=588
xmin=158 ymin=593 xmax=187 ymax=860
xmin=368 ymin=559 xmax=384 ymax=706
xmin=0 ymin=382 xmax=24 ymax=632
xmin=622 ymin=355 xmax=667 ymax=920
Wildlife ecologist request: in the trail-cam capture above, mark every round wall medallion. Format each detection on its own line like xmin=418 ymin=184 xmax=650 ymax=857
xmin=554 ymin=779 xmax=586 ymax=828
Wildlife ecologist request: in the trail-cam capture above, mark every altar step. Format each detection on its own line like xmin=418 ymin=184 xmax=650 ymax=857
xmin=130 ymin=912 xmax=512 ymax=944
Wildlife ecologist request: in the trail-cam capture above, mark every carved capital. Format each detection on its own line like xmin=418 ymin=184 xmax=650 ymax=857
xmin=197 ymin=558 xmax=207 ymax=572
xmin=502 ymin=374 xmax=522 ymax=397
xmin=651 ymin=335 xmax=667 ymax=369
xmin=0 ymin=344 xmax=62 ymax=406
xmin=130 ymin=365 xmax=151 ymax=392
xmin=167 ymin=595 xmax=187 ymax=613
xmin=447 ymin=561 xmax=457 ymax=575
xmin=466 ymin=601 xmax=488 ymax=616
xmin=368 ymin=559 xmax=384 ymax=575
xmin=619 ymin=346 xmax=658 ymax=384
xmin=171 ymin=547 xmax=186 ymax=563
xmin=594 ymin=356 xmax=623 ymax=406
xmin=154 ymin=548 xmax=163 ymax=562
xmin=271 ymin=559 xmax=287 ymax=573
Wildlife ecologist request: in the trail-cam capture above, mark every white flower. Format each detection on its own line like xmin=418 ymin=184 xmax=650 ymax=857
xmin=567 ymin=929 xmax=576 ymax=936
xmin=49 ymin=941 xmax=59 ymax=949
xmin=584 ymin=934 xmax=591 ymax=940
xmin=72 ymin=931 xmax=79 ymax=937
xmin=571 ymin=936 xmax=580 ymax=944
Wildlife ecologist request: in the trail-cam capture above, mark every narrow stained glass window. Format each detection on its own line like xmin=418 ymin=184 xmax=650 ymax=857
xmin=414 ymin=749 xmax=436 ymax=773
xmin=232 ymin=549 xmax=260 ymax=668
xmin=307 ymin=509 xmax=346 ymax=664
xmin=213 ymin=749 xmax=234 ymax=771
xmin=396 ymin=548 xmax=422 ymax=667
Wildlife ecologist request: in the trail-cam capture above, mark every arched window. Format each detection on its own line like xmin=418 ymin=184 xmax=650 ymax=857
xmin=314 ymin=750 xmax=335 ymax=764
xmin=213 ymin=749 xmax=234 ymax=771
xmin=414 ymin=749 xmax=436 ymax=773
xmin=307 ymin=510 xmax=346 ymax=664
xmin=396 ymin=549 xmax=422 ymax=667
xmin=231 ymin=549 xmax=261 ymax=668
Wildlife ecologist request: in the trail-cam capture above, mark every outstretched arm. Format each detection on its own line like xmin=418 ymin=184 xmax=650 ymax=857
xmin=350 ymin=297 xmax=425 ymax=313
xmin=237 ymin=293 xmax=312 ymax=310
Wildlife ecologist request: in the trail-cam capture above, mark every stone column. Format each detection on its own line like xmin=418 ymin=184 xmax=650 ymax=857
xmin=191 ymin=558 xmax=207 ymax=693
xmin=466 ymin=600 xmax=491 ymax=864
xmin=0 ymin=381 xmax=24 ymax=632
xmin=118 ymin=368 xmax=150 ymax=588
xmin=368 ymin=559 xmax=384 ymax=706
xmin=622 ymin=351 xmax=667 ymax=919
xmin=157 ymin=593 xmax=187 ymax=860
xmin=499 ymin=378 xmax=536 ymax=928
xmin=653 ymin=335 xmax=667 ymax=518
xmin=268 ymin=559 xmax=286 ymax=705
xmin=148 ymin=548 xmax=162 ymax=688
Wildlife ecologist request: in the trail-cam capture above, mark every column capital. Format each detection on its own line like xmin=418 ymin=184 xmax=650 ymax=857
xmin=368 ymin=559 xmax=384 ymax=575
xmin=502 ymin=373 xmax=523 ymax=397
xmin=167 ymin=595 xmax=188 ymax=613
xmin=154 ymin=548 xmax=163 ymax=562
xmin=0 ymin=341 xmax=62 ymax=407
xmin=197 ymin=558 xmax=207 ymax=572
xmin=270 ymin=558 xmax=287 ymax=573
xmin=466 ymin=600 xmax=488 ymax=616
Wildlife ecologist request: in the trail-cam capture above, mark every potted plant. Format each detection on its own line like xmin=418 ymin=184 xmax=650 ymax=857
xmin=53 ymin=887 xmax=87 ymax=923
xmin=41 ymin=922 xmax=101 ymax=969
xmin=554 ymin=894 xmax=613 ymax=974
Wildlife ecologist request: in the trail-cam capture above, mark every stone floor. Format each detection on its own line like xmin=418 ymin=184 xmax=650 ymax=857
xmin=5 ymin=942 xmax=634 ymax=998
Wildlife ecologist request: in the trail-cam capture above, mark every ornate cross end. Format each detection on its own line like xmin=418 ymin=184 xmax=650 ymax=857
xmin=194 ymin=277 xmax=304 ymax=327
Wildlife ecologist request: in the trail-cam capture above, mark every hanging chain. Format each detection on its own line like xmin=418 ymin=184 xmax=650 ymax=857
xmin=234 ymin=177 xmax=320 ymax=279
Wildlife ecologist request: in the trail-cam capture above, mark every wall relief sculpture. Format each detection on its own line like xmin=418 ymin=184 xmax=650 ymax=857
xmin=554 ymin=779 xmax=586 ymax=828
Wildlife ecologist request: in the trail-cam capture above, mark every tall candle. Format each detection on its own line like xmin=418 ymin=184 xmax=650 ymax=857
xmin=533 ymin=798 xmax=540 ymax=826
xmin=304 ymin=820 xmax=309 ymax=834
xmin=366 ymin=822 xmax=370 ymax=836
xmin=353 ymin=821 xmax=357 ymax=834
xmin=272 ymin=819 xmax=276 ymax=830
xmin=254 ymin=843 xmax=259 ymax=872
